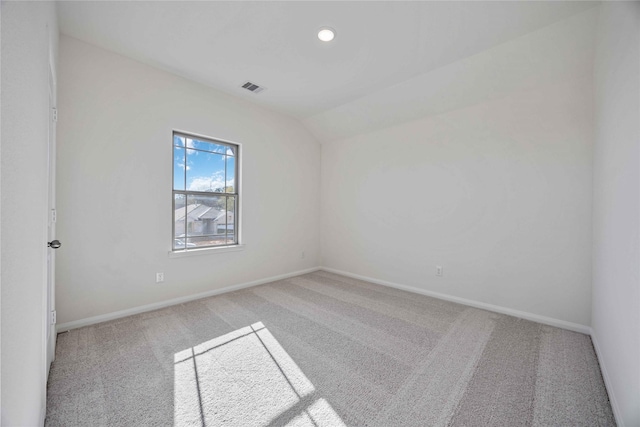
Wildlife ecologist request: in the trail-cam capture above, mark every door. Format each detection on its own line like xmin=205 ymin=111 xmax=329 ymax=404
xmin=45 ymin=62 xmax=58 ymax=375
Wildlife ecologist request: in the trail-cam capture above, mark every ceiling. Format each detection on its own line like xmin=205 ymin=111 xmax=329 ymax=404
xmin=56 ymin=1 xmax=598 ymax=141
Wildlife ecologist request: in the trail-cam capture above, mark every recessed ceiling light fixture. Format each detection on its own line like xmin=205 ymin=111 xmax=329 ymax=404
xmin=317 ymin=27 xmax=336 ymax=42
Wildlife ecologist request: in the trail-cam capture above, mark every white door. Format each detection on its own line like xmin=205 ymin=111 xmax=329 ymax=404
xmin=45 ymin=62 xmax=58 ymax=375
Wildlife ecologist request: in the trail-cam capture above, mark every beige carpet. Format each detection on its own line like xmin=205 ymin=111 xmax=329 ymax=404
xmin=46 ymin=271 xmax=615 ymax=426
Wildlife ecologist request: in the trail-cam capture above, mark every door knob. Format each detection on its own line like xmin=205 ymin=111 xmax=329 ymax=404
xmin=48 ymin=240 xmax=61 ymax=249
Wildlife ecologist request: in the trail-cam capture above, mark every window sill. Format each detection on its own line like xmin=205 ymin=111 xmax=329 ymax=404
xmin=168 ymin=244 xmax=245 ymax=258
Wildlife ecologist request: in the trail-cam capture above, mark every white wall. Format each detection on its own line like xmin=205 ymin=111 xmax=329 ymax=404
xmin=56 ymin=36 xmax=320 ymax=325
xmin=321 ymin=15 xmax=595 ymax=327
xmin=1 ymin=1 xmax=58 ymax=425
xmin=592 ymin=3 xmax=640 ymax=426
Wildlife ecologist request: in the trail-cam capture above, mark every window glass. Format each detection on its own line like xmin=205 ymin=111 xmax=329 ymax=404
xmin=172 ymin=132 xmax=239 ymax=251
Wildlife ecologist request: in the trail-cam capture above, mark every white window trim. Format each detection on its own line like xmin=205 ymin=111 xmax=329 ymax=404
xmin=168 ymin=243 xmax=245 ymax=258
xmin=171 ymin=130 xmax=243 ymax=253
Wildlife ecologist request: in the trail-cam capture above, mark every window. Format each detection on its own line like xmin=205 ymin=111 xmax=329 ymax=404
xmin=172 ymin=131 xmax=239 ymax=251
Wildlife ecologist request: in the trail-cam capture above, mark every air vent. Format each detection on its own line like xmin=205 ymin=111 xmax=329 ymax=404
xmin=241 ymin=81 xmax=266 ymax=94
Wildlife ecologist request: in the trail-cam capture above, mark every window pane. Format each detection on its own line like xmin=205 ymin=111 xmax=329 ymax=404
xmin=186 ymin=137 xmax=229 ymax=155
xmin=224 ymin=196 xmax=237 ymax=244
xmin=224 ymin=195 xmax=236 ymax=214
xmin=172 ymin=132 xmax=239 ymax=251
xmin=173 ymin=146 xmax=185 ymax=190
xmin=174 ymin=134 xmax=185 ymax=147
xmin=226 ymin=156 xmax=236 ymax=192
xmin=185 ymin=235 xmax=229 ymax=247
xmin=181 ymin=194 xmax=237 ymax=247
xmin=186 ymin=149 xmax=225 ymax=192
xmin=174 ymin=194 xmax=187 ymax=249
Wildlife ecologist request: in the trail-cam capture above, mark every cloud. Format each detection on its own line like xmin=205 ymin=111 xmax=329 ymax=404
xmin=188 ymin=171 xmax=234 ymax=192
xmin=174 ymin=136 xmax=197 ymax=150
xmin=188 ymin=177 xmax=224 ymax=192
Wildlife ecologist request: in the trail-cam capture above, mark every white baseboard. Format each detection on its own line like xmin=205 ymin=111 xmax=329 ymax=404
xmin=56 ymin=267 xmax=321 ymax=332
xmin=320 ymin=267 xmax=591 ymax=335
xmin=59 ymin=265 xmax=591 ymax=335
xmin=590 ymin=330 xmax=625 ymax=427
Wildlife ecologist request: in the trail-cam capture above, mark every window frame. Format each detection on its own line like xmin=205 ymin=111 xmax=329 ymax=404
xmin=171 ymin=130 xmax=241 ymax=252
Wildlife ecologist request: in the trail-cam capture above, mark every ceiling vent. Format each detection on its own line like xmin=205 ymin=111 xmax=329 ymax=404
xmin=241 ymin=81 xmax=266 ymax=94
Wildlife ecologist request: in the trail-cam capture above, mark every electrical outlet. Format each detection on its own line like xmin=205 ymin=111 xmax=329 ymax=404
xmin=436 ymin=266 xmax=443 ymax=276
xmin=301 ymin=251 xmax=305 ymax=259
xmin=156 ymin=272 xmax=164 ymax=283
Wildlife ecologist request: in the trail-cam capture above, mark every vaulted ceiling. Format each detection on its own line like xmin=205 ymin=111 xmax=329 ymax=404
xmin=57 ymin=1 xmax=598 ymax=142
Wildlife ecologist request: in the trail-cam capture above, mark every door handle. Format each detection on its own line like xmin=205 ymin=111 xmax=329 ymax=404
xmin=47 ymin=240 xmax=61 ymax=249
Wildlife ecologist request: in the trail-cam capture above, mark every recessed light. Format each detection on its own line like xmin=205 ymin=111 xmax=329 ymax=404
xmin=317 ymin=27 xmax=335 ymax=42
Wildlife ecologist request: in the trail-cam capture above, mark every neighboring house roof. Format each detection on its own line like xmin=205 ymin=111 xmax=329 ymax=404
xmin=175 ymin=204 xmax=233 ymax=222
xmin=175 ymin=204 xmax=219 ymax=222
xmin=213 ymin=211 xmax=234 ymax=221
xmin=201 ymin=208 xmax=224 ymax=220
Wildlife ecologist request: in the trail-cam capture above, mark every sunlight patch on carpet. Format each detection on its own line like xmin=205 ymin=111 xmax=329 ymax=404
xmin=174 ymin=322 xmax=345 ymax=426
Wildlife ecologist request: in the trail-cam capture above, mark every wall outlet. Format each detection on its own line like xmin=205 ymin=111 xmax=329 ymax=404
xmin=301 ymin=251 xmax=305 ymax=259
xmin=156 ymin=272 xmax=164 ymax=283
xmin=436 ymin=266 xmax=443 ymax=276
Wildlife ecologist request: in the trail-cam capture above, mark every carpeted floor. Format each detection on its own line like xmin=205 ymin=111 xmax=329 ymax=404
xmin=46 ymin=271 xmax=615 ymax=426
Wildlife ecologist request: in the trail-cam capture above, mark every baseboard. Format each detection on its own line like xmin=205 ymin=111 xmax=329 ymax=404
xmin=320 ymin=267 xmax=591 ymax=334
xmin=590 ymin=330 xmax=625 ymax=427
xmin=56 ymin=267 xmax=321 ymax=332
xmin=59 ymin=265 xmax=590 ymax=334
